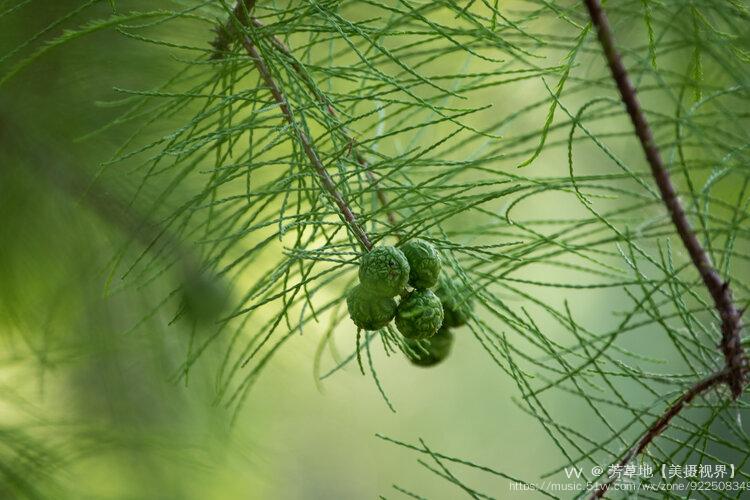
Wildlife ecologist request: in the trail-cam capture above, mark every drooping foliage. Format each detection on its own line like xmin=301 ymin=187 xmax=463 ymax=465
xmin=0 ymin=0 xmax=749 ymax=497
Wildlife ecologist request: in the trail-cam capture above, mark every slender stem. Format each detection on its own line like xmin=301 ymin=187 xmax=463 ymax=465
xmin=365 ymin=169 xmax=399 ymax=228
xmin=590 ymin=370 xmax=729 ymax=498
xmin=241 ymin=36 xmax=372 ymax=251
xmin=213 ymin=8 xmax=400 ymax=231
xmin=582 ymin=0 xmax=745 ymax=397
xmin=249 ymin=18 xmax=400 ymax=228
xmin=582 ymin=0 xmax=746 ymax=497
xmin=210 ymin=0 xmax=257 ymax=59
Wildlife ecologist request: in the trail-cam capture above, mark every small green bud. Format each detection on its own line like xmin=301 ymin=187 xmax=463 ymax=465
xmin=400 ymin=239 xmax=441 ymax=289
xmin=395 ymin=289 xmax=443 ymax=339
xmin=434 ymin=275 xmax=474 ymax=327
xmin=347 ymin=284 xmax=397 ymax=330
xmin=358 ymin=245 xmax=410 ymax=297
xmin=405 ymin=326 xmax=454 ymax=367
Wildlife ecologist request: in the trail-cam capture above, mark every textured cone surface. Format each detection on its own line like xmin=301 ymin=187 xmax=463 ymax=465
xmin=406 ymin=326 xmax=454 ymax=367
xmin=435 ymin=275 xmax=473 ymax=327
xmin=395 ymin=289 xmax=444 ymax=339
xmin=347 ymin=284 xmax=397 ymax=330
xmin=401 ymin=239 xmax=441 ymax=289
xmin=358 ymin=246 xmax=410 ymax=297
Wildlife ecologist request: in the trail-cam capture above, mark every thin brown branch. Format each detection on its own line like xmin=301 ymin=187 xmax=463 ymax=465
xmin=582 ymin=0 xmax=745 ymax=394
xmin=582 ymin=0 xmax=747 ymax=497
xmin=240 ymin=35 xmax=372 ymax=251
xmin=589 ymin=370 xmax=729 ymax=499
xmin=212 ymin=10 xmax=399 ymax=230
xmin=210 ymin=0 xmax=257 ymax=59
xmin=250 ymin=19 xmax=400 ymax=228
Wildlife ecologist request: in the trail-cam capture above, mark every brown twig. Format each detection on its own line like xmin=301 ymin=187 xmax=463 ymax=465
xmin=248 ymin=18 xmax=400 ymax=229
xmin=590 ymin=370 xmax=729 ymax=498
xmin=582 ymin=0 xmax=745 ymax=397
xmin=212 ymin=8 xmax=400 ymax=230
xmin=210 ymin=0 xmax=257 ymax=59
xmin=582 ymin=0 xmax=746 ymax=496
xmin=240 ymin=35 xmax=373 ymax=251
xmin=220 ymin=2 xmax=397 ymax=246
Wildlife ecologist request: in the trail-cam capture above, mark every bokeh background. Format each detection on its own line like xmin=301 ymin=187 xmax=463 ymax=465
xmin=1 ymin=1 xmax=749 ymax=499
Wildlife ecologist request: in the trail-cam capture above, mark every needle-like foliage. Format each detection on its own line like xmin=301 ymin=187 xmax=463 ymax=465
xmin=0 ymin=0 xmax=749 ymax=497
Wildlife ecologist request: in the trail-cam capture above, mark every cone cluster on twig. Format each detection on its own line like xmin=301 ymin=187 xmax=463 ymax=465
xmin=347 ymin=239 xmax=474 ymax=367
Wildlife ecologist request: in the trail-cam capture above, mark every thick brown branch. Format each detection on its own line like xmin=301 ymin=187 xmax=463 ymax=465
xmin=241 ymin=36 xmax=372 ymax=251
xmin=582 ymin=0 xmax=745 ymax=396
xmin=589 ymin=371 xmax=728 ymax=499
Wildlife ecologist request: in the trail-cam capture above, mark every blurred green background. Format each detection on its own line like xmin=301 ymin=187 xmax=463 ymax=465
xmin=1 ymin=1 xmax=749 ymax=499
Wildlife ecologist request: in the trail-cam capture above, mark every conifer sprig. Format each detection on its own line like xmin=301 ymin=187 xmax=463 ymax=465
xmin=1 ymin=0 xmax=749 ymax=497
xmin=583 ymin=0 xmax=746 ymax=398
xmin=582 ymin=0 xmax=747 ymax=495
xmin=240 ymin=33 xmax=373 ymax=251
